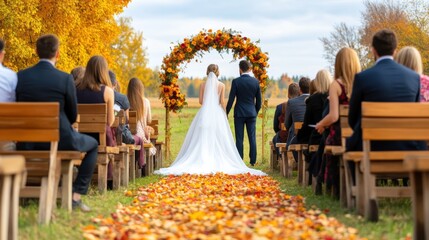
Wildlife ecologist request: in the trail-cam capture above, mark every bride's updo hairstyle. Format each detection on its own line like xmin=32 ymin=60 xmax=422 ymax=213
xmin=206 ymin=64 xmax=220 ymax=77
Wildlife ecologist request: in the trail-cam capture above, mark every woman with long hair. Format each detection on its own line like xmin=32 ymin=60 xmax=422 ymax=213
xmin=127 ymin=77 xmax=154 ymax=168
xmin=315 ymin=47 xmax=361 ymax=197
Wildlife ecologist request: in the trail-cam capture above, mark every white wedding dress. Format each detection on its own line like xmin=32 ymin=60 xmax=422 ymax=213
xmin=155 ymin=72 xmax=266 ymax=176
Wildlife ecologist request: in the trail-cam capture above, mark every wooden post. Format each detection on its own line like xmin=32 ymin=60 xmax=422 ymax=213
xmin=165 ymin=107 xmax=170 ymax=162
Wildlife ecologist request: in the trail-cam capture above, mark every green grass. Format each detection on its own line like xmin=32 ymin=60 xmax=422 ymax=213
xmin=18 ymin=105 xmax=413 ymax=239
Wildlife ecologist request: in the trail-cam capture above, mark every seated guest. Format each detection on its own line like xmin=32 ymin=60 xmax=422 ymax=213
xmin=0 ymin=38 xmax=17 ymax=151
xmin=71 ymin=66 xmax=85 ymax=83
xmin=272 ymin=83 xmax=299 ymax=157
xmin=347 ymin=29 xmax=426 ymax=152
xmin=297 ymin=69 xmax=331 ymax=145
xmin=16 ymin=34 xmax=98 ymax=211
xmin=395 ymin=46 xmax=429 ymax=102
xmin=75 ymin=55 xmax=115 ymax=143
xmin=315 ymin=47 xmax=361 ymax=197
xmin=109 ymin=70 xmax=130 ymax=119
xmin=127 ymin=77 xmax=155 ymax=168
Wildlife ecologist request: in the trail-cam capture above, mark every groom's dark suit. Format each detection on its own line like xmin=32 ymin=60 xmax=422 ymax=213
xmin=226 ymin=73 xmax=262 ymax=165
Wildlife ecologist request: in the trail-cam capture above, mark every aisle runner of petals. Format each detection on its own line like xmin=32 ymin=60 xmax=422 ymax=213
xmin=83 ymin=173 xmax=363 ymax=240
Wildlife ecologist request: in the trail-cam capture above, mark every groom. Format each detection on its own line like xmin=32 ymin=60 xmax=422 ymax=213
xmin=226 ymin=60 xmax=262 ymax=166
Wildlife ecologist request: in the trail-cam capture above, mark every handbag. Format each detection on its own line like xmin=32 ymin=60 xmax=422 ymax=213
xmin=119 ymin=124 xmax=135 ymax=144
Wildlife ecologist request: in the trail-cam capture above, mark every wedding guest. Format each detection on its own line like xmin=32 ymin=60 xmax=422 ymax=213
xmin=127 ymin=77 xmax=155 ymax=168
xmin=16 ymin=34 xmax=98 ymax=211
xmin=347 ymin=29 xmax=426 ymax=152
xmin=71 ymin=66 xmax=85 ymax=83
xmin=0 ymin=38 xmax=17 ymax=151
xmin=297 ymin=69 xmax=331 ymax=145
xmin=395 ymin=46 xmax=429 ymax=102
xmin=109 ymin=70 xmax=130 ymax=119
xmin=284 ymin=77 xmax=310 ymax=158
xmin=315 ymin=47 xmax=361 ymax=197
xmin=272 ymin=83 xmax=300 ymax=157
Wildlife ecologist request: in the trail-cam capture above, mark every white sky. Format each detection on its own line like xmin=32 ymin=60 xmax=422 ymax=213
xmin=121 ymin=0 xmax=365 ymax=79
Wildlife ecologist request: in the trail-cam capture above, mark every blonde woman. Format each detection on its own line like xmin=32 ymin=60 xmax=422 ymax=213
xmin=395 ymin=46 xmax=429 ymax=102
xmin=296 ymin=69 xmax=332 ymax=144
xmin=315 ymin=47 xmax=361 ymax=197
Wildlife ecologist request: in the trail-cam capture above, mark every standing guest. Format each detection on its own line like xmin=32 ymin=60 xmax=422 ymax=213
xmin=315 ymin=47 xmax=361 ymax=197
xmin=284 ymin=77 xmax=311 ymax=156
xmin=0 ymin=38 xmax=17 ymax=150
xmin=71 ymin=66 xmax=85 ymax=83
xmin=347 ymin=29 xmax=426 ymax=152
xmin=272 ymin=83 xmax=299 ymax=157
xmin=16 ymin=34 xmax=98 ymax=211
xmin=127 ymin=77 xmax=155 ymax=168
xmin=109 ymin=70 xmax=130 ymax=119
xmin=395 ymin=46 xmax=429 ymax=102
xmin=226 ymin=60 xmax=262 ymax=166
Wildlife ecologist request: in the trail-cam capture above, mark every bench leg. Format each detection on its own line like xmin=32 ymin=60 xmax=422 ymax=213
xmin=339 ymin=156 xmax=347 ymax=208
xmin=112 ymin=154 xmax=122 ymax=190
xmin=297 ymin=151 xmax=303 ymax=185
xmin=97 ymin=153 xmax=109 ymax=194
xmin=411 ymin=171 xmax=429 ymax=240
xmin=129 ymin=150 xmax=136 ymax=182
xmin=1 ymin=176 xmax=11 ymax=240
xmin=355 ymin=162 xmax=365 ymax=216
xmin=9 ymin=173 xmax=23 ymax=240
xmin=343 ymin=159 xmax=354 ymax=209
xmin=121 ymin=152 xmax=129 ymax=187
xmin=61 ymin=160 xmax=74 ymax=212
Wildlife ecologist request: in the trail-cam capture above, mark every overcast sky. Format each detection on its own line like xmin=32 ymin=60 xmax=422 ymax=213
xmin=121 ymin=0 xmax=365 ymax=79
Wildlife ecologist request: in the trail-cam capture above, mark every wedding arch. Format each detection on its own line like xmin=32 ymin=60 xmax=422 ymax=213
xmin=159 ymin=29 xmax=269 ymax=161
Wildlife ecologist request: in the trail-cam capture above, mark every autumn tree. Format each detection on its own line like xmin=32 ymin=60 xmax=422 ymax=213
xmin=110 ymin=17 xmax=152 ymax=93
xmin=0 ymin=0 xmax=131 ymax=72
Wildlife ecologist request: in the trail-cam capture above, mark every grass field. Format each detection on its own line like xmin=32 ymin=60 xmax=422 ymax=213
xmin=18 ymin=99 xmax=413 ymax=239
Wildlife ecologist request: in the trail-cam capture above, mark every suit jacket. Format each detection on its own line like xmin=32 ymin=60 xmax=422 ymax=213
xmin=347 ymin=58 xmax=427 ymax=151
xmin=285 ymin=93 xmax=308 ymax=144
xmin=16 ymin=61 xmax=83 ymax=151
xmin=226 ymin=74 xmax=262 ymax=118
xmin=273 ymin=103 xmax=286 ymax=133
xmin=297 ymin=92 xmax=327 ymax=144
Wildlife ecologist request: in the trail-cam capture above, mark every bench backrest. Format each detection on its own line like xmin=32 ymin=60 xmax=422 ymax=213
xmin=129 ymin=110 xmax=138 ymax=135
xmin=362 ymin=102 xmax=429 ymax=141
xmin=294 ymin=121 xmax=303 ymax=135
xmin=148 ymin=119 xmax=159 ymax=136
xmin=0 ymin=102 xmax=59 ymax=142
xmin=77 ymin=104 xmax=107 ymax=146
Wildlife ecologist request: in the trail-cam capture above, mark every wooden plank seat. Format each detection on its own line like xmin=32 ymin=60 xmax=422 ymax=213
xmin=357 ymin=102 xmax=429 ymax=222
xmin=404 ymin=155 xmax=429 ymax=240
xmin=0 ymin=155 xmax=26 ymax=240
xmin=77 ymin=104 xmax=119 ymax=193
xmin=0 ymin=102 xmax=84 ymax=224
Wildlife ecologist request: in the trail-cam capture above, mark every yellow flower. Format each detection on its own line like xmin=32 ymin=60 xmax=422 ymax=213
xmin=167 ymin=68 xmax=173 ymax=73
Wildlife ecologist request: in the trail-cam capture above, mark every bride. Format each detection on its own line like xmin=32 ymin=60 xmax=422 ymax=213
xmin=155 ymin=64 xmax=266 ymax=176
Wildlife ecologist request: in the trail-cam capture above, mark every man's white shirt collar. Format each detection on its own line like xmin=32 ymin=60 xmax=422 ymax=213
xmin=375 ymin=55 xmax=393 ymax=64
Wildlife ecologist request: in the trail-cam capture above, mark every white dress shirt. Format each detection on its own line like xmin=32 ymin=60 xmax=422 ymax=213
xmin=0 ymin=63 xmax=17 ymax=102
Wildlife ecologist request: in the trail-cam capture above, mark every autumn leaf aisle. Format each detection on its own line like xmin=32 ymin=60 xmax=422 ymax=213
xmin=83 ymin=173 xmax=363 ymax=239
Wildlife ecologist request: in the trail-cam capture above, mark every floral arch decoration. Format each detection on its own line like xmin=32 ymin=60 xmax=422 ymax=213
xmin=159 ymin=29 xmax=269 ymax=161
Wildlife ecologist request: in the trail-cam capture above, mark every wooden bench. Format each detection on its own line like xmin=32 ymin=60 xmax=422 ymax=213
xmin=0 ymin=102 xmax=85 ymax=224
xmin=128 ymin=110 xmax=153 ymax=177
xmin=148 ymin=119 xmax=163 ymax=170
xmin=288 ymin=122 xmax=307 ymax=185
xmin=404 ymin=155 xmax=429 ymax=240
xmin=0 ymin=155 xmax=26 ymax=240
xmin=77 ymin=104 xmax=119 ymax=193
xmin=269 ymin=141 xmax=279 ymax=171
xmin=357 ymin=102 xmax=429 ymax=221
xmin=276 ymin=143 xmax=291 ymax=178
xmin=112 ymin=110 xmax=130 ymax=188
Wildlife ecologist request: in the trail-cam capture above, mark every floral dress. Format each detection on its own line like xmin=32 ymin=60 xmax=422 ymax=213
xmin=323 ymin=80 xmax=348 ymax=196
xmin=420 ymin=75 xmax=429 ymax=102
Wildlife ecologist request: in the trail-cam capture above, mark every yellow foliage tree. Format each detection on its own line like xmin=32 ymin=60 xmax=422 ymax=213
xmin=0 ymin=0 xmax=131 ymax=72
xmin=110 ymin=17 xmax=152 ymax=94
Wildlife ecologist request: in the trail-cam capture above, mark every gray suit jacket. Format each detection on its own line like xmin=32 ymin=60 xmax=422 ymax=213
xmin=285 ymin=94 xmax=308 ymax=144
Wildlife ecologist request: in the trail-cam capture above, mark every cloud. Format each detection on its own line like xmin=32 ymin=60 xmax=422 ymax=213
xmin=121 ymin=0 xmax=365 ymax=78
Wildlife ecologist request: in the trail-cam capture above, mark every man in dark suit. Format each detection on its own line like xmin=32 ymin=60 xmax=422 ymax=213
xmin=347 ymin=29 xmax=426 ymax=151
xmin=285 ymin=77 xmax=311 ymax=147
xmin=226 ymin=60 xmax=262 ymax=166
xmin=16 ymin=34 xmax=98 ymax=212
xmin=272 ymin=83 xmax=300 ymax=156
